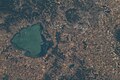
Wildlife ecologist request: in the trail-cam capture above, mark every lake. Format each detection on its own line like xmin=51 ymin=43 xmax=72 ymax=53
xmin=11 ymin=23 xmax=53 ymax=58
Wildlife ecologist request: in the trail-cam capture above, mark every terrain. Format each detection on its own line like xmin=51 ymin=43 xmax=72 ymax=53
xmin=0 ymin=0 xmax=120 ymax=80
